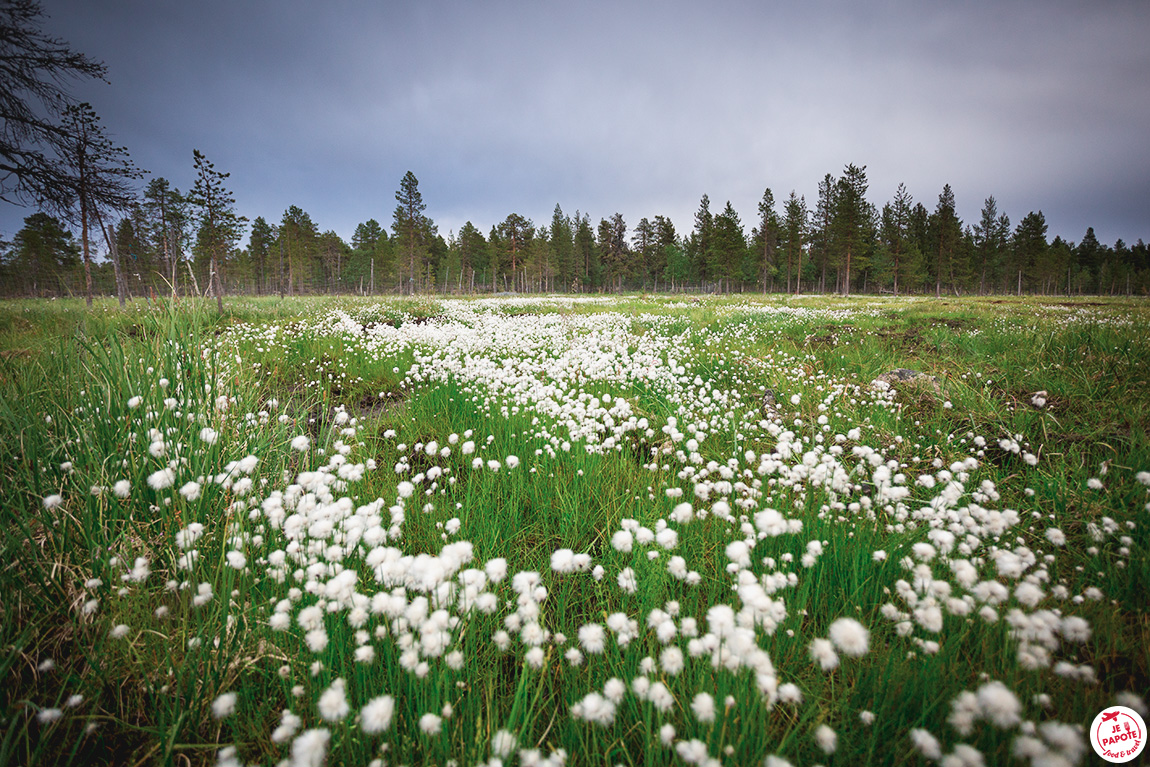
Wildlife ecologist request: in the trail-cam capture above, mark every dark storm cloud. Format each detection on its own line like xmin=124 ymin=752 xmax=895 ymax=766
xmin=3 ymin=0 xmax=1148 ymax=248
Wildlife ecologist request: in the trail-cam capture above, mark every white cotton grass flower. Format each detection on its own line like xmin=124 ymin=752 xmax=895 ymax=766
xmin=179 ymin=481 xmax=201 ymax=502
xmin=291 ymin=435 xmax=310 ymax=452
xmin=828 ymin=617 xmax=870 ymax=657
xmin=602 ymin=678 xmax=626 ymax=705
xmin=317 ymin=678 xmax=350 ymax=721
xmin=910 ymin=728 xmax=942 ymax=760
xmin=491 ymin=729 xmax=518 ymax=757
xmin=199 ymin=427 xmax=218 ymax=444
xmin=814 ymin=724 xmax=837 ymax=754
xmin=1115 ymin=692 xmax=1148 ymax=716
xmin=809 ymin=638 xmax=839 ymax=671
xmin=359 ymin=695 xmax=394 ymax=734
xmin=113 ymin=480 xmax=131 ymax=498
xmin=42 ymin=494 xmax=63 ymax=510
xmin=976 ymin=680 xmax=1021 ymax=729
xmin=147 ymin=467 xmax=175 ymax=491
xmin=676 ymin=739 xmax=709 ymax=764
xmin=211 ymin=691 xmax=238 ymax=719
xmin=291 ymin=729 xmax=330 ymax=767
xmin=271 ymin=709 xmax=302 ymax=743
xmin=572 ymin=692 xmax=616 ymax=727
xmin=551 ymin=548 xmax=575 ymax=572
xmin=777 ymin=683 xmax=803 ymax=704
xmin=691 ymin=692 xmax=716 ymax=723
xmin=419 ymin=712 xmax=443 ymax=735
xmin=37 ymin=707 xmax=63 ymax=724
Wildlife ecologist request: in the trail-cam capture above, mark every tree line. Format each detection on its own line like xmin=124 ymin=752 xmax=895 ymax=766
xmin=8 ymin=162 xmax=1147 ymax=299
xmin=1 ymin=2 xmax=1147 ymax=300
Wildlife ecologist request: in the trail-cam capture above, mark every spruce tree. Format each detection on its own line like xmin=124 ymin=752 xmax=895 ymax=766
xmin=831 ymin=164 xmax=872 ymax=296
xmin=10 ymin=211 xmax=78 ymax=295
xmin=690 ymin=194 xmax=713 ymax=287
xmin=780 ymin=192 xmax=807 ymax=294
xmin=972 ymin=196 xmax=1008 ymax=295
xmin=1011 ymin=212 xmax=1048 ymax=295
xmin=753 ymin=188 xmax=778 ymax=292
xmin=549 ymin=204 xmax=574 ymax=290
xmin=929 ymin=184 xmax=963 ymax=297
xmin=812 ymin=175 xmax=837 ymax=292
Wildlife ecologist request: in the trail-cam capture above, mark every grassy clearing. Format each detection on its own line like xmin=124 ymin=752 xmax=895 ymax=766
xmin=1 ymin=293 xmax=1147 ymax=766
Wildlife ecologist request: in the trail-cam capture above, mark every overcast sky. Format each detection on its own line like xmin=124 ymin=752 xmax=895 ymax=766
xmin=4 ymin=0 xmax=1149 ymax=249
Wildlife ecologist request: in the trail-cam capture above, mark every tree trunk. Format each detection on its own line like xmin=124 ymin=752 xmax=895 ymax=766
xmin=81 ymin=195 xmax=93 ymax=307
xmin=214 ymin=255 xmax=224 ymax=313
xmin=95 ymin=209 xmax=126 ymax=307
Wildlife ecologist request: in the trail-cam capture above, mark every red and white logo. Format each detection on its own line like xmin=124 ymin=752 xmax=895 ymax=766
xmin=1091 ymin=706 xmax=1146 ymax=763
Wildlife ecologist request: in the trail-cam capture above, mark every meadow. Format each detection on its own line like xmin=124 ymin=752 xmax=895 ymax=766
xmin=0 ymin=292 xmax=1147 ymax=767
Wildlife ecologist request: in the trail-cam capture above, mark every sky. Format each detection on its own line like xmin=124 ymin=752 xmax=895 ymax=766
xmin=4 ymin=0 xmax=1149 ymax=249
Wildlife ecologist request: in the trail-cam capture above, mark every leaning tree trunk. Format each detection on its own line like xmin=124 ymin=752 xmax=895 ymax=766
xmin=95 ymin=210 xmax=126 ymax=308
xmin=213 ymin=254 xmax=224 ymax=313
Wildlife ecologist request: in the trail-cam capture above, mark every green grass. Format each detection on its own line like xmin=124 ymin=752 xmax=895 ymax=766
xmin=1 ymin=293 xmax=1147 ymax=766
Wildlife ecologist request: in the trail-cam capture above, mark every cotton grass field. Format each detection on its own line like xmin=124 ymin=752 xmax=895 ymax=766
xmin=1 ymin=293 xmax=1147 ymax=767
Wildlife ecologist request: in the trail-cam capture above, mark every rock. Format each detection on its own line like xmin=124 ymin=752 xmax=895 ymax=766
xmin=873 ymin=368 xmax=942 ymax=394
xmin=762 ymin=388 xmax=778 ymax=409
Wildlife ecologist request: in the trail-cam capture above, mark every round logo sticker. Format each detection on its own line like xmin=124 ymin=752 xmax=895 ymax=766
xmin=1091 ymin=706 xmax=1146 ymax=763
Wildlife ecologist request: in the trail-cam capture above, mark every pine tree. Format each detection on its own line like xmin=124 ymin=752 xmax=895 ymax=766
xmin=142 ymin=177 xmax=187 ymax=296
xmin=393 ymin=171 xmax=427 ymax=294
xmin=278 ymin=206 xmax=318 ymax=295
xmin=186 ymin=149 xmax=243 ymax=312
xmin=831 ymin=164 xmax=873 ymax=296
xmin=496 ymin=213 xmax=532 ymax=292
xmin=59 ymin=103 xmax=143 ymax=306
xmin=0 ymin=0 xmax=107 ymax=211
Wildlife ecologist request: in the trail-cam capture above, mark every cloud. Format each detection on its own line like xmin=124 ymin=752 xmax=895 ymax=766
xmin=2 ymin=0 xmax=1147 ymax=248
